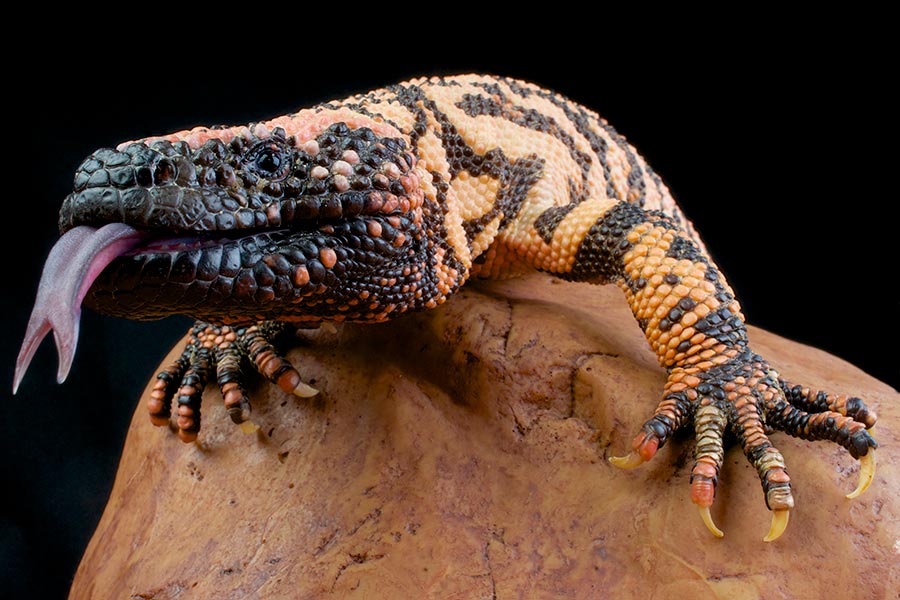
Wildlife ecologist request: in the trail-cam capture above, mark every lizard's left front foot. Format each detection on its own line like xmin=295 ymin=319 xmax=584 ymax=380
xmin=609 ymin=348 xmax=877 ymax=541
xmin=148 ymin=321 xmax=319 ymax=442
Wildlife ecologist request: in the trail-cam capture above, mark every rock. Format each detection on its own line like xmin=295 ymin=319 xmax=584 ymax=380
xmin=70 ymin=275 xmax=899 ymax=599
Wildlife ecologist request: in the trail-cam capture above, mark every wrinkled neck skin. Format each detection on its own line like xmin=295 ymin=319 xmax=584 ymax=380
xmin=59 ymin=109 xmax=467 ymax=326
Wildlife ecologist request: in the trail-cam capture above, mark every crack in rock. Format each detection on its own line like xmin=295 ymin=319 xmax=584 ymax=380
xmin=331 ymin=551 xmax=387 ymax=591
xmin=483 ymin=541 xmax=498 ymax=600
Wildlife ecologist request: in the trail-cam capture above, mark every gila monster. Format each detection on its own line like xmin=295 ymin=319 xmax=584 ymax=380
xmin=14 ymin=74 xmax=877 ymax=542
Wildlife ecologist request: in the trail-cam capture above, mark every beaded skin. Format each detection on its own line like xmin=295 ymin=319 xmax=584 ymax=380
xmin=17 ymin=74 xmax=877 ymax=541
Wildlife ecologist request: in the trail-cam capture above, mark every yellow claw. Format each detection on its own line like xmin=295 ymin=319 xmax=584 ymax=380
xmin=239 ymin=420 xmax=260 ymax=434
xmin=846 ymin=451 xmax=876 ymax=499
xmin=763 ymin=509 xmax=790 ymax=542
xmin=608 ymin=452 xmax=645 ymax=469
xmin=699 ymin=506 xmax=724 ymax=538
xmin=292 ymin=381 xmax=320 ymax=398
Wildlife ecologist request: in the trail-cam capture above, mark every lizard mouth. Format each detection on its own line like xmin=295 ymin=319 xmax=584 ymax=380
xmin=123 ymin=226 xmax=290 ymax=254
xmin=13 ymin=223 xmax=309 ymax=393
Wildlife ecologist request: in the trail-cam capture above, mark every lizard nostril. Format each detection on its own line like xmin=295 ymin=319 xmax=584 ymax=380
xmin=136 ymin=166 xmax=153 ymax=187
xmin=154 ymin=158 xmax=176 ymax=184
xmin=216 ymin=164 xmax=236 ymax=188
xmin=137 ymin=158 xmax=177 ymax=187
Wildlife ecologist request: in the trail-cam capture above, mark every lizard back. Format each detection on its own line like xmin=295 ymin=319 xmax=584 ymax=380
xmin=334 ymin=74 xmax=705 ymax=279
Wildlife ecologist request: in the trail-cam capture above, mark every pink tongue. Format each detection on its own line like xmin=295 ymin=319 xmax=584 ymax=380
xmin=14 ymin=223 xmax=149 ymax=393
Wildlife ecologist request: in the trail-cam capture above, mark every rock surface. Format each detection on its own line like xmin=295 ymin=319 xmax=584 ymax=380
xmin=70 ymin=275 xmax=899 ymax=600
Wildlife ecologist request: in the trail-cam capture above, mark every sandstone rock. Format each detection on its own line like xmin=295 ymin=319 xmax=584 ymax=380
xmin=70 ymin=275 xmax=899 ymax=599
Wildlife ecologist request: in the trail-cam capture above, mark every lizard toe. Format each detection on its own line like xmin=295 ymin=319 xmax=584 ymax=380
xmin=146 ymin=320 xmax=318 ymax=441
xmin=240 ymin=322 xmax=319 ymax=398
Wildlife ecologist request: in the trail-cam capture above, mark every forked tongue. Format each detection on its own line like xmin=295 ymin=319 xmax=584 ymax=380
xmin=14 ymin=223 xmax=149 ymax=393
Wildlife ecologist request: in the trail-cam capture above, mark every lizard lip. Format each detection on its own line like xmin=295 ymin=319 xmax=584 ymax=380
xmin=127 ymin=234 xmax=219 ymax=254
xmin=123 ymin=228 xmax=286 ymax=255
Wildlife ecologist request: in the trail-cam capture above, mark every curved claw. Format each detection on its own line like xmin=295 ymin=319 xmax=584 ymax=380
xmin=699 ymin=506 xmax=724 ymax=538
xmin=846 ymin=452 xmax=876 ymax=499
xmin=238 ymin=420 xmax=260 ymax=434
xmin=268 ymin=364 xmax=319 ymax=398
xmin=608 ymin=452 xmax=645 ymax=469
xmin=763 ymin=509 xmax=790 ymax=542
xmin=291 ymin=380 xmax=320 ymax=398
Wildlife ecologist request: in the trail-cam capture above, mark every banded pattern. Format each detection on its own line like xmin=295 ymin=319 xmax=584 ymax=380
xmin=133 ymin=74 xmax=700 ymax=282
xmin=18 ymin=74 xmax=878 ymax=543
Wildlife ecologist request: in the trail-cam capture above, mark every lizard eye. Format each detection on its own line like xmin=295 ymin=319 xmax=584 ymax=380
xmin=245 ymin=141 xmax=290 ymax=180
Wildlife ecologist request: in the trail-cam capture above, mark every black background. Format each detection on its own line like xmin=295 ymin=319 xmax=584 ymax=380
xmin=1 ymin=24 xmax=894 ymax=598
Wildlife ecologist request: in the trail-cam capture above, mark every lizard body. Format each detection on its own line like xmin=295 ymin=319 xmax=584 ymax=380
xmin=15 ymin=74 xmax=876 ymax=541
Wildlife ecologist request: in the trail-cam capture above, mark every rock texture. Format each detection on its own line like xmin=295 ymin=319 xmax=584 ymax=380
xmin=70 ymin=275 xmax=899 ymax=600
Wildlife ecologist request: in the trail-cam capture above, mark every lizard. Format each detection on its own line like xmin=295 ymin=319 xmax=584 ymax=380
xmin=13 ymin=73 xmax=877 ymax=542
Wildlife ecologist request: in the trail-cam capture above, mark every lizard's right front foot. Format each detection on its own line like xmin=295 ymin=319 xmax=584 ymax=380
xmin=609 ymin=347 xmax=877 ymax=541
xmin=148 ymin=321 xmax=319 ymax=442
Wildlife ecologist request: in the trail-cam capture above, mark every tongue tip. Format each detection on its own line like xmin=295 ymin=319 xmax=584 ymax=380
xmin=52 ymin=320 xmax=80 ymax=386
xmin=13 ymin=350 xmax=29 ymax=394
xmin=12 ymin=320 xmax=78 ymax=393
xmin=15 ymin=222 xmax=143 ymax=395
xmin=13 ymin=317 xmax=51 ymax=394
xmin=55 ymin=350 xmax=75 ymax=385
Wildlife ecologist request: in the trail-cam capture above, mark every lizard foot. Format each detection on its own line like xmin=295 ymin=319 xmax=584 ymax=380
xmin=148 ymin=321 xmax=318 ymax=442
xmin=609 ymin=347 xmax=877 ymax=541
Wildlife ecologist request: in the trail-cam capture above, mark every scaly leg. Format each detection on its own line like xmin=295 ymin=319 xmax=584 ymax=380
xmin=511 ymin=200 xmax=878 ymax=540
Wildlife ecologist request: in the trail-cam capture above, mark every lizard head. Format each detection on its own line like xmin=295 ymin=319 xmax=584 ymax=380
xmin=59 ymin=121 xmax=422 ymax=247
xmin=16 ymin=112 xmax=439 ymax=391
xmin=60 ymin=117 xmax=427 ymax=322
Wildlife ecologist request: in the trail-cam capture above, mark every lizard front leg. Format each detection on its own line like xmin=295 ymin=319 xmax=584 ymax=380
xmin=149 ymin=321 xmax=318 ymax=442
xmin=513 ymin=200 xmax=878 ymax=541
